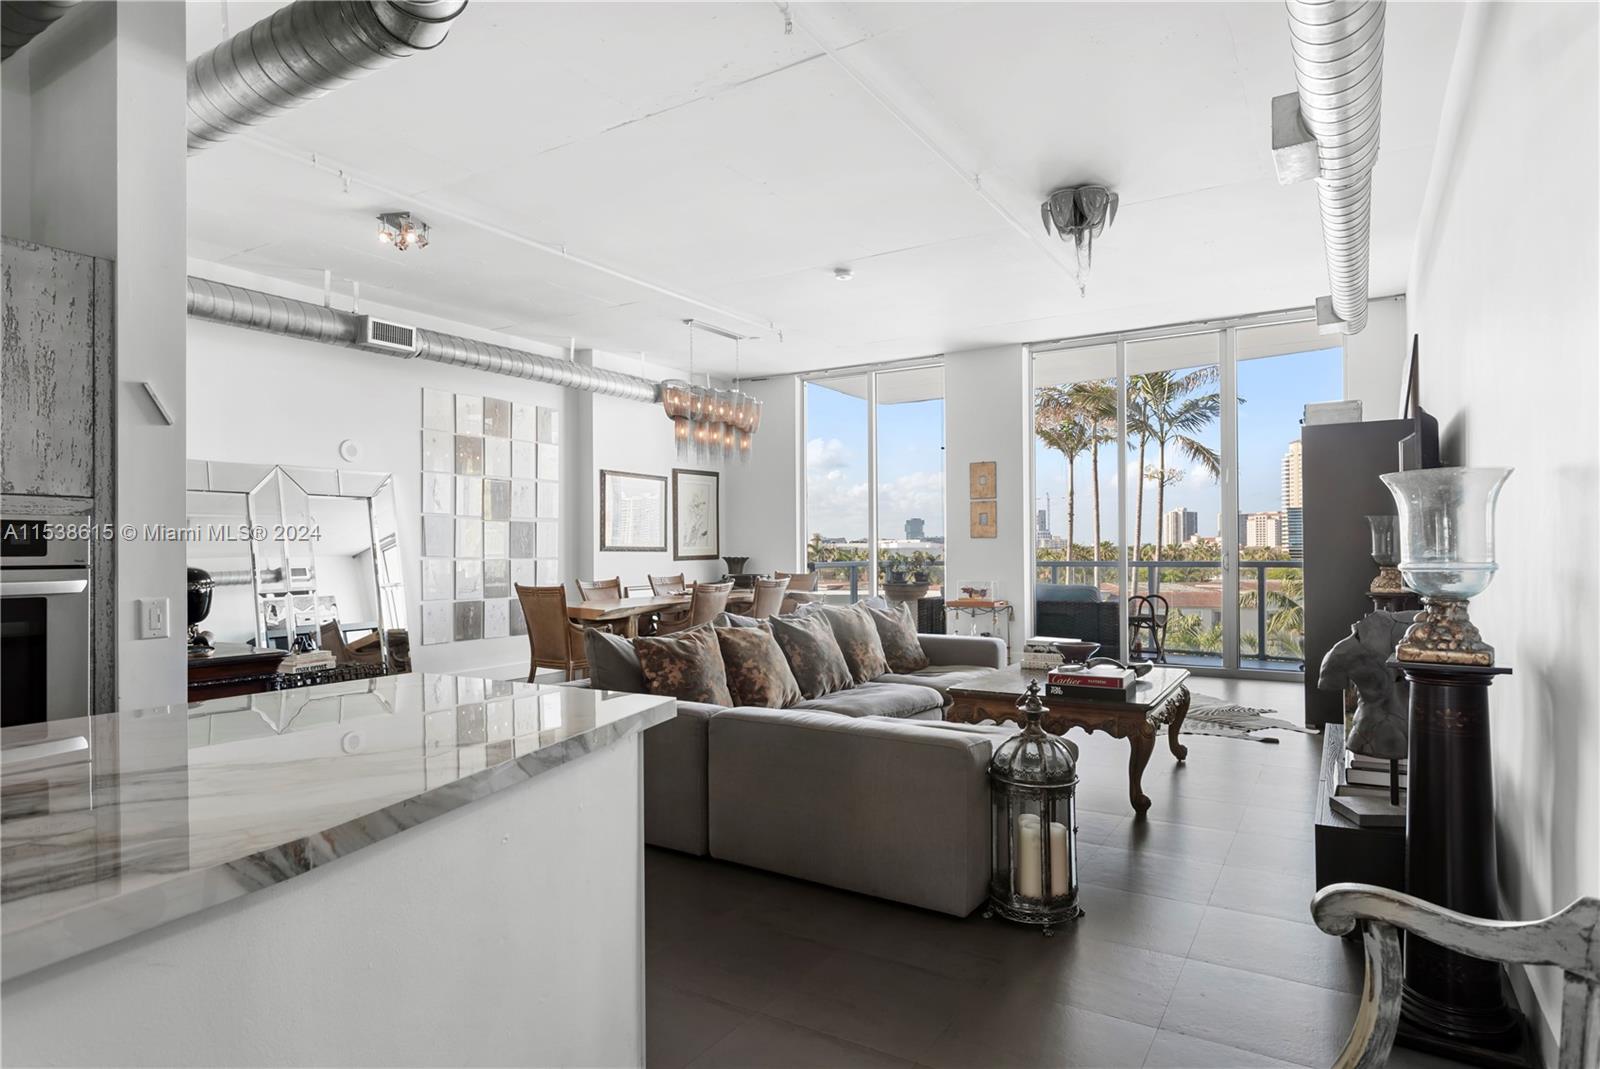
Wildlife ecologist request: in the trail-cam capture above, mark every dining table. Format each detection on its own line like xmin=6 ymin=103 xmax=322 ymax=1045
xmin=565 ymin=588 xmax=756 ymax=638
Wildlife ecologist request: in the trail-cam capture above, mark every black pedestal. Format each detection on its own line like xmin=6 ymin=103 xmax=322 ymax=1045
xmin=1394 ymin=660 xmax=1533 ymax=1068
xmin=1370 ymin=591 xmax=1422 ymax=613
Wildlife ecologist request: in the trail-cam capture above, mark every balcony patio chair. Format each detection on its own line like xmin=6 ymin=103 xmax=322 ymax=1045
xmin=658 ymin=580 xmax=733 ymax=635
xmin=1128 ymin=593 xmax=1169 ymax=663
xmin=1312 ymin=883 xmax=1598 ymax=1069
xmin=515 ymin=583 xmax=589 ymax=682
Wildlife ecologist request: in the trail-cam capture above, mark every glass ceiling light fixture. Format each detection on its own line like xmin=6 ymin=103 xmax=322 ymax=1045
xmin=377 ymin=211 xmax=430 ymax=252
xmin=1040 ymin=185 xmax=1117 ymax=296
xmin=663 ymin=319 xmax=763 ymax=463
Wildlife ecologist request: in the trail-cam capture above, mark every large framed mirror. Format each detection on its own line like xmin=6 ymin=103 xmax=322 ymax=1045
xmin=185 ymin=461 xmax=410 ymax=673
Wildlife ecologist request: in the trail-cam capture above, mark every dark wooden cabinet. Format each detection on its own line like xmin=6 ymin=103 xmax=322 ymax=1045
xmin=1301 ymin=418 xmax=1414 ymax=726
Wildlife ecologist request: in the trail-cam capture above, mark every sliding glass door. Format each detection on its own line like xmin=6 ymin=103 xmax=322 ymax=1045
xmin=1032 ymin=312 xmax=1341 ymax=676
xmin=803 ymin=364 xmax=945 ymax=603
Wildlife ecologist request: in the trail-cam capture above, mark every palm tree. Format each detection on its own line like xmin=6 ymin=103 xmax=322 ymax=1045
xmin=1034 ymin=387 xmax=1092 ymax=553
xmin=1069 ymin=381 xmax=1117 ymax=565
xmin=1134 ymin=369 xmax=1222 ymax=560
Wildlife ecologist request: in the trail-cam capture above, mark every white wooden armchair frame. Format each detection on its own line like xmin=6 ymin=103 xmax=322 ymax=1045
xmin=1312 ymin=883 xmax=1599 ymax=1069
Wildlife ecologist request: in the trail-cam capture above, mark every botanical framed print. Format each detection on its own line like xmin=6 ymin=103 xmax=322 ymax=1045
xmin=599 ymin=469 xmax=667 ymax=552
xmin=672 ymin=468 xmax=720 ymax=560
xmin=969 ymin=461 xmax=997 ymax=499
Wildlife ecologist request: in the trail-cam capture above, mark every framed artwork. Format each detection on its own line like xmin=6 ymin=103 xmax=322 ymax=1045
xmin=969 ymin=461 xmax=997 ymax=499
xmin=672 ymin=468 xmax=720 ymax=560
xmin=599 ymin=469 xmax=667 ymax=552
xmin=970 ymin=500 xmax=997 ymax=539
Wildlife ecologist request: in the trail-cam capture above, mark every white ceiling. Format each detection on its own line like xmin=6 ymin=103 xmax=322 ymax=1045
xmin=185 ymin=1 xmax=1464 ymax=376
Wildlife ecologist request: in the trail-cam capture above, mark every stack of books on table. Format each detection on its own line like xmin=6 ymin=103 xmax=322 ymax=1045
xmin=1045 ymin=663 xmax=1137 ymax=701
xmin=278 ymin=649 xmax=337 ymax=675
xmin=1337 ymin=750 xmax=1408 ymax=795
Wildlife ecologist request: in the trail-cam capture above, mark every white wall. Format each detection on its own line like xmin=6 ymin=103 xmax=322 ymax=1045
xmin=1341 ymin=294 xmax=1409 ymax=420
xmin=187 ymin=261 xmax=575 ymax=677
xmin=1404 ymin=3 xmax=1599 ymax=1056
xmin=943 ymin=345 xmax=1032 ymax=650
xmin=721 ymin=375 xmax=804 ymax=575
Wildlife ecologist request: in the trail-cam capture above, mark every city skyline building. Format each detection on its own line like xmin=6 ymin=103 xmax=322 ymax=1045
xmin=1163 ymin=508 xmax=1198 ymax=548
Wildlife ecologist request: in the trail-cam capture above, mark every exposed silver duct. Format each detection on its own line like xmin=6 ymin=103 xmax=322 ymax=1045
xmin=187 ymin=0 xmax=468 ymax=155
xmin=1 ymin=0 xmax=79 ymax=60
xmin=185 ymin=276 xmax=661 ymax=404
xmin=1284 ymin=0 xmax=1385 ymax=334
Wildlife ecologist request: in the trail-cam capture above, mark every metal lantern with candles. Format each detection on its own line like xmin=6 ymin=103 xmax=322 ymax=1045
xmin=985 ymin=680 xmax=1082 ymax=933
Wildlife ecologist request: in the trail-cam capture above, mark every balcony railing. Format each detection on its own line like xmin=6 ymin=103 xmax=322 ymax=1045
xmin=805 ymin=559 xmax=945 ymax=603
xmin=1036 ymin=557 xmax=1303 ymax=669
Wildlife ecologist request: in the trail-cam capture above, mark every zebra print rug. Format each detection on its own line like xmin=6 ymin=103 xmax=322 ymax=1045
xmin=1182 ymin=693 xmax=1318 ymax=744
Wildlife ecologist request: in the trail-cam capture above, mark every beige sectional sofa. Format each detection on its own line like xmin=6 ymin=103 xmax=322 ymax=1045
xmin=570 ymin=631 xmax=1010 ymax=916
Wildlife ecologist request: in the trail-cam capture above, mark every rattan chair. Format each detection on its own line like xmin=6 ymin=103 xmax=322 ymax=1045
xmin=749 ymin=577 xmax=789 ymax=619
xmin=576 ymin=576 xmax=622 ymax=602
xmin=648 ymin=573 xmax=688 ymax=595
xmin=515 ymin=583 xmax=589 ymax=682
xmin=657 ymin=580 xmax=733 ymax=635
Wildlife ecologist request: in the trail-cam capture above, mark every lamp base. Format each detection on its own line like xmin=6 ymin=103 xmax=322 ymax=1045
xmin=1397 ymin=598 xmax=1494 ymax=666
xmin=1368 ymin=564 xmax=1406 ymax=595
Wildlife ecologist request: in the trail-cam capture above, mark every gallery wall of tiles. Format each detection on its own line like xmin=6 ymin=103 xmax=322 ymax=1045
xmin=419 ymin=389 xmax=560 ymax=645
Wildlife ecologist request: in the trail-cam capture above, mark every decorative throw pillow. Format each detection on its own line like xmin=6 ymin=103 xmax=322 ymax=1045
xmin=866 ymin=604 xmax=929 ymax=674
xmin=768 ymin=613 xmax=854 ymax=700
xmin=818 ymin=603 xmax=890 ymax=684
xmin=586 ymin=628 xmax=647 ymax=692
xmin=714 ymin=611 xmax=765 ymax=629
xmin=633 ymin=625 xmax=733 ymax=707
xmin=716 ymin=624 xmax=803 ymax=708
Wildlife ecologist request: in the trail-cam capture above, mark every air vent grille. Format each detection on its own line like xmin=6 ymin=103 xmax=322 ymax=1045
xmin=355 ymin=316 xmax=419 ymax=355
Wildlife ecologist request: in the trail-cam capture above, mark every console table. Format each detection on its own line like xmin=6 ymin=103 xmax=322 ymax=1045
xmin=946 ymin=665 xmax=1191 ymax=814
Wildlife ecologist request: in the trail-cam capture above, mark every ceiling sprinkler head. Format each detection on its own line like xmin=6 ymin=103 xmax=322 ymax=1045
xmin=833 ymin=266 xmax=853 ymax=282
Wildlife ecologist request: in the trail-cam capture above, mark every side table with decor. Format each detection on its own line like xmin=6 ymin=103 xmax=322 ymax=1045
xmin=985 ymin=680 xmax=1082 ymax=934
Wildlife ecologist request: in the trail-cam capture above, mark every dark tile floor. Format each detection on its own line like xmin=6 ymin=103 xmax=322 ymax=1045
xmin=645 ymin=679 xmax=1471 ymax=1069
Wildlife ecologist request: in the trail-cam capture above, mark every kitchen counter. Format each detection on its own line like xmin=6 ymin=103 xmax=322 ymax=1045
xmin=1 ymin=674 xmax=675 ymax=982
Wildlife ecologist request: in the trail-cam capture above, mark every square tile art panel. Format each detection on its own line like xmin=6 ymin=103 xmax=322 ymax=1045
xmin=421 ymin=388 xmax=560 ymax=645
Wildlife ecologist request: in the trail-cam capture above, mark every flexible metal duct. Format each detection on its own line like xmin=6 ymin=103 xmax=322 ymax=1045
xmin=1 ymin=0 xmax=79 ymax=60
xmin=186 ymin=276 xmax=661 ymax=403
xmin=187 ymin=0 xmax=468 ymax=155
xmin=1286 ymin=0 xmax=1385 ymax=334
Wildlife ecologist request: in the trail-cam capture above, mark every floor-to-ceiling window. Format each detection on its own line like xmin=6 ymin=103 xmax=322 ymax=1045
xmin=1031 ymin=312 xmax=1341 ymax=676
xmin=803 ymin=364 xmax=945 ymax=602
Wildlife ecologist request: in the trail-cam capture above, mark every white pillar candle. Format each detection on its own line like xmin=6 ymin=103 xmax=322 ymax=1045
xmin=1014 ymin=813 xmax=1041 ymax=898
xmin=1047 ymin=821 xmax=1070 ymax=896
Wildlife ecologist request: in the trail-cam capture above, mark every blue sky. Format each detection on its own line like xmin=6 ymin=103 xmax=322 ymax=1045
xmin=804 ymin=346 xmax=1340 ymax=544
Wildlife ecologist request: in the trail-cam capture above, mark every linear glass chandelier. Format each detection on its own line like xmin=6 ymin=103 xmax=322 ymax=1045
xmin=661 ymin=318 xmax=763 ymax=462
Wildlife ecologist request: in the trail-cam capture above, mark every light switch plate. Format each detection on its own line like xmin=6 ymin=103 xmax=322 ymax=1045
xmin=138 ymin=597 xmax=170 ymax=639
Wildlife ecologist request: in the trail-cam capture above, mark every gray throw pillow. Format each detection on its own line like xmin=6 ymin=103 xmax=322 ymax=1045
xmin=633 ymin=625 xmax=733 ymax=707
xmin=714 ymin=611 xmax=765 ymax=629
xmin=768 ymin=613 xmax=853 ymax=700
xmin=716 ymin=624 xmax=803 ymax=708
xmin=818 ymin=603 xmax=890 ymax=684
xmin=585 ymin=628 xmax=646 ymax=692
xmin=866 ymin=604 xmax=929 ymax=674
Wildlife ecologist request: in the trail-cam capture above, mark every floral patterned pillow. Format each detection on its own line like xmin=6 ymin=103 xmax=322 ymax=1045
xmin=817 ymin=603 xmax=890 ymax=684
xmin=715 ymin=624 xmax=802 ymax=708
xmin=866 ymin=604 xmax=929 ymax=674
xmin=633 ymin=625 xmax=733 ymax=706
xmin=768 ymin=613 xmax=854 ymax=699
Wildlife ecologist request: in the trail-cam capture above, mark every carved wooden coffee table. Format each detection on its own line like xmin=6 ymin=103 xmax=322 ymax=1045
xmin=946 ymin=665 xmax=1191 ymax=815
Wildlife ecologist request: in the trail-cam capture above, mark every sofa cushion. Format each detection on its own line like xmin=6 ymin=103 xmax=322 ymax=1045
xmin=716 ymin=624 xmax=802 ymax=708
xmin=714 ymin=611 xmax=765 ymax=629
xmin=585 ymin=627 xmax=646 ymax=693
xmin=866 ymin=604 xmax=929 ymax=674
xmin=874 ymin=665 xmax=1002 ymax=702
xmin=817 ymin=603 xmax=889 ymax=684
xmin=768 ymin=613 xmax=854 ymax=700
xmin=634 ymin=625 xmax=733 ymax=707
xmin=796 ymin=681 xmax=943 ymax=719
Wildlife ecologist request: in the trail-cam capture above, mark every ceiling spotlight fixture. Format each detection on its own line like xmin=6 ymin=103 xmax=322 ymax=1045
xmin=377 ymin=211 xmax=430 ymax=252
xmin=833 ymin=266 xmax=854 ymax=282
xmin=1041 ymin=185 xmax=1117 ymax=295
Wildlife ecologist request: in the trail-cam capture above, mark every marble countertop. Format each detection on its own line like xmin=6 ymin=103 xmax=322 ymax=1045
xmin=0 ymin=675 xmax=675 ymax=981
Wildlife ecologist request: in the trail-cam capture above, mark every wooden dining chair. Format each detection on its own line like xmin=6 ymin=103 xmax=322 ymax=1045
xmin=776 ymin=570 xmax=818 ymax=591
xmin=649 ymin=573 xmax=688 ymax=596
xmin=658 ymin=580 xmax=733 ymax=635
xmin=576 ymin=576 xmax=622 ymax=602
xmin=514 ymin=583 xmax=589 ymax=682
xmin=749 ymin=577 xmax=790 ymax=619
